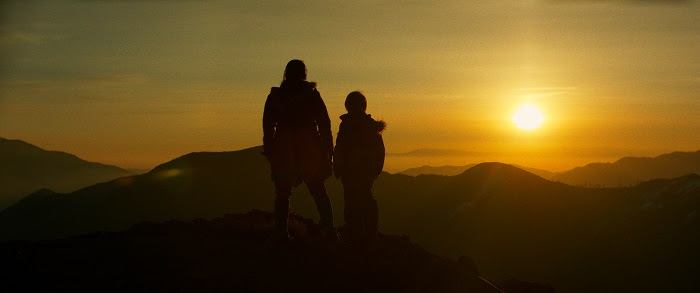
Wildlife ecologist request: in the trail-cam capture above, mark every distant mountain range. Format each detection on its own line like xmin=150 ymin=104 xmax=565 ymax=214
xmin=398 ymin=150 xmax=700 ymax=187
xmin=1 ymin=146 xmax=699 ymax=291
xmin=0 ymin=147 xmax=274 ymax=242
xmin=0 ymin=137 xmax=134 ymax=210
xmin=551 ymin=150 xmax=700 ymax=187
xmin=400 ymin=164 xmax=556 ymax=179
xmin=384 ymin=165 xmax=700 ymax=292
xmin=1 ymin=210 xmax=553 ymax=293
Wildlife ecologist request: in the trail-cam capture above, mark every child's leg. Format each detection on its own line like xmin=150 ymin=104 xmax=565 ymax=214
xmin=359 ymin=178 xmax=378 ymax=239
xmin=342 ymin=177 xmax=363 ymax=242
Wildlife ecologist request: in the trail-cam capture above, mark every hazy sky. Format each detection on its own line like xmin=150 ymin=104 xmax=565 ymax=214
xmin=1 ymin=0 xmax=698 ymax=172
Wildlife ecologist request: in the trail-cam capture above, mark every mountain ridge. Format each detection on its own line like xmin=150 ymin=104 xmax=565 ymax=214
xmin=551 ymin=150 xmax=700 ymax=187
xmin=398 ymin=149 xmax=700 ymax=187
xmin=399 ymin=163 xmax=556 ymax=180
xmin=0 ymin=137 xmax=135 ymax=210
xmin=2 ymin=145 xmax=699 ymax=291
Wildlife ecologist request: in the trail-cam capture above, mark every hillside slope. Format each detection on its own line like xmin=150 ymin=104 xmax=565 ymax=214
xmin=0 ymin=137 xmax=134 ymax=210
xmin=551 ymin=150 xmax=700 ymax=187
xmin=0 ymin=210 xmax=555 ymax=293
xmin=1 ymin=147 xmax=698 ymax=292
xmin=0 ymin=146 xmax=276 ymax=241
xmin=399 ymin=164 xmax=556 ymax=179
xmin=382 ymin=164 xmax=700 ymax=292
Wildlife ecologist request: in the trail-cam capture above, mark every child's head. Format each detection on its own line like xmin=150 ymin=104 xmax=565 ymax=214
xmin=345 ymin=91 xmax=367 ymax=114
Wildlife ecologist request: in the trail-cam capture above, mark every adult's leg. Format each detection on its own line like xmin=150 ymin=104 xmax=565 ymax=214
xmin=274 ymin=179 xmax=293 ymax=235
xmin=306 ymin=180 xmax=335 ymax=230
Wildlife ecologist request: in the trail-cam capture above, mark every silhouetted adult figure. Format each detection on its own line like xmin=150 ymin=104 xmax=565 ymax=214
xmin=263 ymin=59 xmax=335 ymax=240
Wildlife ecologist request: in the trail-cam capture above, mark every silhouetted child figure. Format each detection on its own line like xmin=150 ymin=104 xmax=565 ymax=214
xmin=334 ymin=91 xmax=386 ymax=245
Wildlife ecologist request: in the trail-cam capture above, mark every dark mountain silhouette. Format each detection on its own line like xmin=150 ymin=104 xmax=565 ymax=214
xmin=0 ymin=210 xmax=556 ymax=293
xmin=566 ymin=174 xmax=700 ymax=292
xmin=126 ymin=168 xmax=151 ymax=174
xmin=400 ymin=164 xmax=479 ymax=176
xmin=399 ymin=164 xmax=556 ymax=179
xmin=380 ymin=164 xmax=700 ymax=292
xmin=1 ymin=146 xmax=699 ymax=291
xmin=0 ymin=146 xmax=277 ymax=242
xmin=399 ymin=150 xmax=700 ymax=188
xmin=0 ymin=137 xmax=134 ymax=210
xmin=551 ymin=150 xmax=700 ymax=187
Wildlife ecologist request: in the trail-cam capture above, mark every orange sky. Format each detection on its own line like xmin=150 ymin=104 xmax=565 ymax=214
xmin=1 ymin=0 xmax=698 ymax=172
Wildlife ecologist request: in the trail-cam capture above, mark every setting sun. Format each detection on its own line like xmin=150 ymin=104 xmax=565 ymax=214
xmin=513 ymin=104 xmax=544 ymax=130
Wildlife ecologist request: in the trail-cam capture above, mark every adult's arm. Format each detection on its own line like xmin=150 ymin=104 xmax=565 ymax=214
xmin=314 ymin=90 xmax=334 ymax=156
xmin=373 ymin=134 xmax=385 ymax=178
xmin=262 ymin=89 xmax=277 ymax=157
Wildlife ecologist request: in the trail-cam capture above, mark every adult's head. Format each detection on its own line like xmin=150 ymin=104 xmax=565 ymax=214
xmin=345 ymin=91 xmax=367 ymax=114
xmin=283 ymin=59 xmax=307 ymax=82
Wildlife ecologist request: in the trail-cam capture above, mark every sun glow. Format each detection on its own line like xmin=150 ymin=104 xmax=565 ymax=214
xmin=512 ymin=103 xmax=544 ymax=130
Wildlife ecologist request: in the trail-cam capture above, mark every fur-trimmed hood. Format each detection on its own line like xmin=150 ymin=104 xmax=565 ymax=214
xmin=339 ymin=113 xmax=386 ymax=134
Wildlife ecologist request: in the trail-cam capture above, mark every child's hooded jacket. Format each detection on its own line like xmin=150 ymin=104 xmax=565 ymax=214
xmin=334 ymin=113 xmax=385 ymax=180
